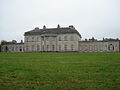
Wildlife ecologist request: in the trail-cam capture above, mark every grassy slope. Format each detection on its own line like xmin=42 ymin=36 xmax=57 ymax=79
xmin=0 ymin=52 xmax=120 ymax=90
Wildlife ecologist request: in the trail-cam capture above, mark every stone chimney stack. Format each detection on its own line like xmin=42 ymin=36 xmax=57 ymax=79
xmin=69 ymin=25 xmax=75 ymax=29
xmin=21 ymin=40 xmax=23 ymax=43
xmin=43 ymin=25 xmax=46 ymax=29
xmin=57 ymin=24 xmax=60 ymax=28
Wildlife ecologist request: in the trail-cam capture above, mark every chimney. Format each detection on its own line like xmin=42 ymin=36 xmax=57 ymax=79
xmin=21 ymin=40 xmax=23 ymax=43
xmin=57 ymin=24 xmax=60 ymax=28
xmin=69 ymin=25 xmax=75 ymax=29
xmin=43 ymin=25 xmax=46 ymax=29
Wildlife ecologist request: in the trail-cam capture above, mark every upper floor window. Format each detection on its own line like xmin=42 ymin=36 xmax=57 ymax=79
xmin=71 ymin=36 xmax=74 ymax=41
xmin=52 ymin=37 xmax=55 ymax=41
xmin=37 ymin=37 xmax=39 ymax=41
xmin=59 ymin=37 xmax=61 ymax=41
xmin=26 ymin=37 xmax=29 ymax=42
xmin=41 ymin=36 xmax=44 ymax=41
xmin=32 ymin=37 xmax=34 ymax=42
xmin=64 ymin=36 xmax=67 ymax=41
xmin=46 ymin=37 xmax=49 ymax=41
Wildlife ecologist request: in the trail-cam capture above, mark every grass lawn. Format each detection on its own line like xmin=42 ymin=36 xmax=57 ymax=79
xmin=0 ymin=52 xmax=120 ymax=90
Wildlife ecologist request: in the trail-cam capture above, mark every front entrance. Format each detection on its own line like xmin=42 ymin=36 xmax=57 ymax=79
xmin=108 ymin=44 xmax=114 ymax=52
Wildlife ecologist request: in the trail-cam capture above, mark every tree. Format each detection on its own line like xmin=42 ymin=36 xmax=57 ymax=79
xmin=1 ymin=40 xmax=7 ymax=45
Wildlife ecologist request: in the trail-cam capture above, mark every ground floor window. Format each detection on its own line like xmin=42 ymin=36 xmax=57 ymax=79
xmin=59 ymin=45 xmax=61 ymax=51
xmin=64 ymin=45 xmax=67 ymax=51
xmin=52 ymin=45 xmax=55 ymax=51
xmin=26 ymin=46 xmax=29 ymax=52
xmin=42 ymin=45 xmax=44 ymax=51
xmin=47 ymin=45 xmax=49 ymax=51
xmin=37 ymin=45 xmax=40 ymax=51
xmin=32 ymin=45 xmax=34 ymax=51
xmin=5 ymin=46 xmax=8 ymax=52
xmin=71 ymin=44 xmax=74 ymax=51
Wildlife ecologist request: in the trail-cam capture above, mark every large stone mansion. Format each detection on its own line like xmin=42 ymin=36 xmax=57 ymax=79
xmin=1 ymin=25 xmax=120 ymax=52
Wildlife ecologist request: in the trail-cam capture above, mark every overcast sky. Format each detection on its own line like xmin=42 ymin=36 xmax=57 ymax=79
xmin=1 ymin=0 xmax=120 ymax=42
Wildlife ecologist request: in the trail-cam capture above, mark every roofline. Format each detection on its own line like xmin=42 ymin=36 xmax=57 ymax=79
xmin=24 ymin=25 xmax=81 ymax=38
xmin=79 ymin=40 xmax=120 ymax=42
xmin=1 ymin=43 xmax=24 ymax=45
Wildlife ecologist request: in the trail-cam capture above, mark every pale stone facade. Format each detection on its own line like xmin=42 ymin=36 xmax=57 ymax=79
xmin=24 ymin=26 xmax=81 ymax=52
xmin=1 ymin=43 xmax=24 ymax=52
xmin=1 ymin=25 xmax=120 ymax=52
xmin=79 ymin=41 xmax=120 ymax=52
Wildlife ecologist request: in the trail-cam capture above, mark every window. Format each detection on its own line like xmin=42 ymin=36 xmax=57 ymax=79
xmin=37 ymin=37 xmax=39 ymax=41
xmin=89 ymin=45 xmax=92 ymax=51
xmin=99 ymin=45 xmax=102 ymax=51
xmin=32 ymin=37 xmax=34 ymax=42
xmin=19 ymin=46 xmax=22 ymax=52
xmin=94 ymin=45 xmax=98 ymax=51
xmin=37 ymin=45 xmax=40 ymax=51
xmin=46 ymin=37 xmax=49 ymax=41
xmin=16 ymin=46 xmax=18 ymax=51
xmin=79 ymin=45 xmax=82 ymax=51
xmin=41 ymin=36 xmax=44 ymax=41
xmin=47 ymin=45 xmax=49 ymax=51
xmin=108 ymin=44 xmax=114 ymax=51
xmin=52 ymin=37 xmax=55 ymax=41
xmin=5 ymin=46 xmax=8 ymax=52
xmin=84 ymin=45 xmax=88 ymax=51
xmin=32 ymin=45 xmax=34 ymax=51
xmin=64 ymin=36 xmax=67 ymax=41
xmin=52 ymin=45 xmax=55 ymax=51
xmin=59 ymin=37 xmax=61 ymax=41
xmin=64 ymin=45 xmax=67 ymax=51
xmin=42 ymin=45 xmax=44 ymax=51
xmin=71 ymin=36 xmax=74 ymax=41
xmin=26 ymin=37 xmax=29 ymax=42
xmin=12 ymin=47 xmax=14 ymax=51
xmin=59 ymin=45 xmax=61 ymax=51
xmin=71 ymin=44 xmax=74 ymax=51
xmin=26 ymin=46 xmax=29 ymax=51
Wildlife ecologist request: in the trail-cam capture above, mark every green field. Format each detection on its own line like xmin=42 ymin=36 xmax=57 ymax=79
xmin=0 ymin=52 xmax=120 ymax=90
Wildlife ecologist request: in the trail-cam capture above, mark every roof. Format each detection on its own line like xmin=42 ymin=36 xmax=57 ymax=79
xmin=1 ymin=42 xmax=24 ymax=45
xmin=24 ymin=26 xmax=81 ymax=37
xmin=79 ymin=40 xmax=120 ymax=43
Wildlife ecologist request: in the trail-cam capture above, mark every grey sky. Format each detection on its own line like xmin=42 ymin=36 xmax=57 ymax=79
xmin=1 ymin=0 xmax=120 ymax=42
